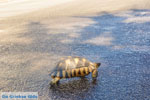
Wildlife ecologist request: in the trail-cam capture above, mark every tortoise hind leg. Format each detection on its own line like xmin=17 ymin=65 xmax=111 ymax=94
xmin=50 ymin=77 xmax=60 ymax=86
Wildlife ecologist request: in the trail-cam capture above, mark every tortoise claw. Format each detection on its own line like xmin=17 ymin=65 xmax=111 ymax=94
xmin=50 ymin=77 xmax=60 ymax=87
xmin=92 ymin=78 xmax=97 ymax=85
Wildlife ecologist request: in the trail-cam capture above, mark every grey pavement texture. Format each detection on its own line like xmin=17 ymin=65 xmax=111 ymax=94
xmin=0 ymin=9 xmax=150 ymax=100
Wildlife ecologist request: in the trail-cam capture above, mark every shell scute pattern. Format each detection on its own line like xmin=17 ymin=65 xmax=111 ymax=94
xmin=56 ymin=57 xmax=91 ymax=70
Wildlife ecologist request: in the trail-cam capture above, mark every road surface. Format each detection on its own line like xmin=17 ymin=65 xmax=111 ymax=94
xmin=0 ymin=1 xmax=150 ymax=100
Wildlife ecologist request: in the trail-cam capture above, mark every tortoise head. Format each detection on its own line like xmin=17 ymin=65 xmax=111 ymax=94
xmin=94 ymin=63 xmax=101 ymax=68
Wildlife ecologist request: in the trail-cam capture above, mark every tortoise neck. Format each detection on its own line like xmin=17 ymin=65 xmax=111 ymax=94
xmin=88 ymin=65 xmax=96 ymax=72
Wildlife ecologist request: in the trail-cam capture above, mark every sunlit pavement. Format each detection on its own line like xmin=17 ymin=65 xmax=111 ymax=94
xmin=0 ymin=9 xmax=150 ymax=100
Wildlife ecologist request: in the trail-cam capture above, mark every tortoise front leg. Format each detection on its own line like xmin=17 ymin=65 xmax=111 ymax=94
xmin=50 ymin=77 xmax=60 ymax=86
xmin=92 ymin=69 xmax=98 ymax=80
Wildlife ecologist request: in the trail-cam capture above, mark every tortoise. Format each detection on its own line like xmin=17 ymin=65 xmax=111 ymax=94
xmin=50 ymin=56 xmax=101 ymax=86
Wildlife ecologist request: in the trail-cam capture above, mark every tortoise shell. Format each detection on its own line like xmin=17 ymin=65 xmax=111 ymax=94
xmin=50 ymin=56 xmax=101 ymax=85
xmin=54 ymin=56 xmax=93 ymax=71
xmin=50 ymin=56 xmax=96 ymax=78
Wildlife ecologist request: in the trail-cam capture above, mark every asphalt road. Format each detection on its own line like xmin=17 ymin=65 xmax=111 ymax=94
xmin=0 ymin=9 xmax=150 ymax=100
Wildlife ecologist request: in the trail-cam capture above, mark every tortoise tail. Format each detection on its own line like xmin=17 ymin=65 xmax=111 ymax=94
xmin=51 ymin=71 xmax=63 ymax=79
xmin=51 ymin=72 xmax=56 ymax=78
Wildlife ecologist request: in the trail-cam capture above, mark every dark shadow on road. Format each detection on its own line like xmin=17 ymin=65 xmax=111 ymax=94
xmin=49 ymin=78 xmax=97 ymax=100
